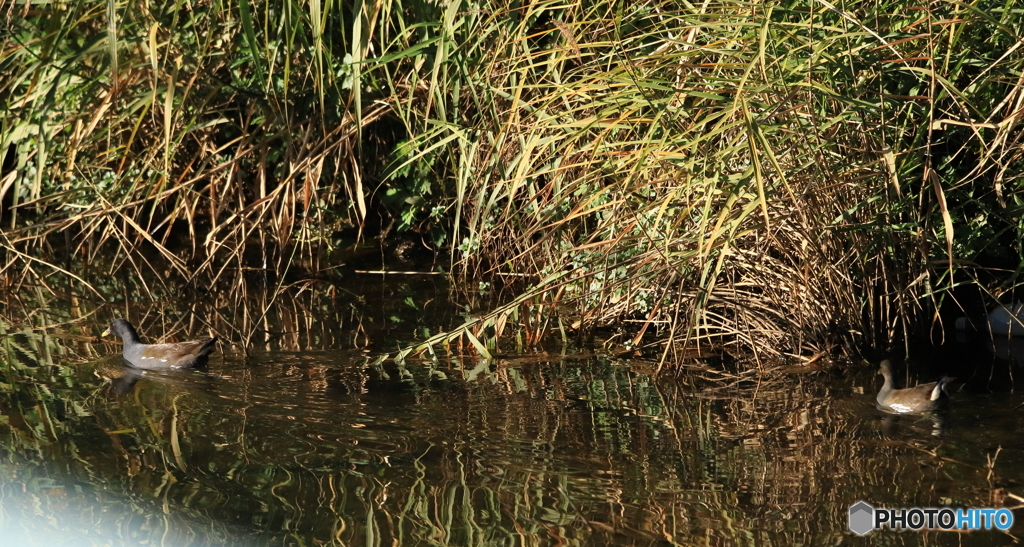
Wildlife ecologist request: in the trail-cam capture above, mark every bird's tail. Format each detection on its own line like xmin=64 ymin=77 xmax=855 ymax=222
xmin=930 ymin=376 xmax=955 ymax=401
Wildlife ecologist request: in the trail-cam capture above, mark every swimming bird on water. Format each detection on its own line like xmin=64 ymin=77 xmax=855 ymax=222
xmin=876 ymin=359 xmax=952 ymax=413
xmin=103 ymin=318 xmax=217 ymax=370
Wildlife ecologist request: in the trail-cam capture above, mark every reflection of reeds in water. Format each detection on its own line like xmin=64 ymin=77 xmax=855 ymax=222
xmin=0 ymin=344 xmax=1012 ymax=545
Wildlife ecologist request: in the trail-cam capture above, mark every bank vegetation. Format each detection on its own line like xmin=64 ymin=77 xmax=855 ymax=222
xmin=2 ymin=0 xmax=1023 ymax=361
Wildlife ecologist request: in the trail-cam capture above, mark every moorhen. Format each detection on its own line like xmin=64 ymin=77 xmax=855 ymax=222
xmin=876 ymin=359 xmax=952 ymax=413
xmin=103 ymin=318 xmax=217 ymax=370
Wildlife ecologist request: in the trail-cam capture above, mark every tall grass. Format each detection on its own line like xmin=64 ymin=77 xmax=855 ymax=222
xmin=390 ymin=0 xmax=1024 ymax=359
xmin=1 ymin=0 xmax=372 ymax=298
xmin=2 ymin=0 xmax=1022 ymax=359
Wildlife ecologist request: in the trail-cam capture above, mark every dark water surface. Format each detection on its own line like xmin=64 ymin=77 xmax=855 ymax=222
xmin=2 ymin=323 xmax=1024 ymax=545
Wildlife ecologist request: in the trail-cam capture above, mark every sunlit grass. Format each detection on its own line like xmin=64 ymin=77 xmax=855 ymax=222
xmin=2 ymin=0 xmax=1023 ymax=360
xmin=390 ymin=0 xmax=1024 ymax=360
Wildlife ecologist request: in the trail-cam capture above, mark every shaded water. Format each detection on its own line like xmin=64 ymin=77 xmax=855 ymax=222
xmin=2 ymin=296 xmax=1024 ymax=545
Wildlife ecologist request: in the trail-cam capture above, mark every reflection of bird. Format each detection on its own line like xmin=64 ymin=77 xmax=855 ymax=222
xmin=108 ymin=373 xmax=142 ymax=395
xmin=94 ymin=363 xmax=145 ymax=396
xmin=103 ymin=319 xmax=217 ymax=370
xmin=876 ymin=359 xmax=952 ymax=413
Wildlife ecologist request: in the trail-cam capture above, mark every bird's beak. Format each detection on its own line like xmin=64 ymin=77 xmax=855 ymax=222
xmin=101 ymin=328 xmax=111 ymax=337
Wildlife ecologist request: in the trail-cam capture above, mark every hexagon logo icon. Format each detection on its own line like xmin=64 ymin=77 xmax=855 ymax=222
xmin=849 ymin=501 xmax=875 ymax=536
